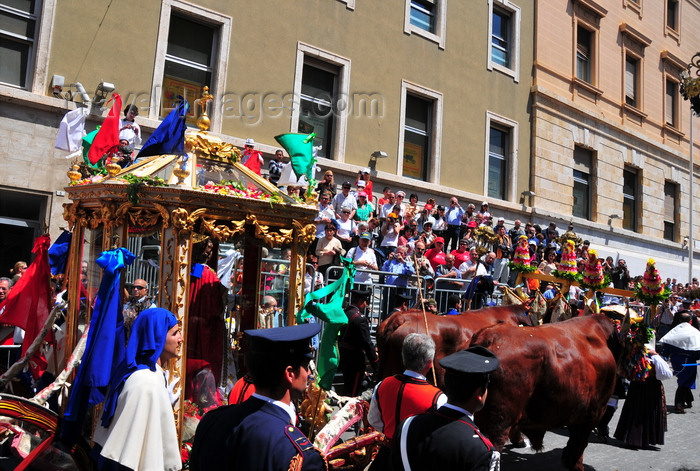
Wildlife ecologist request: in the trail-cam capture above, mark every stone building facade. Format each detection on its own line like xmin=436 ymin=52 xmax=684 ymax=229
xmin=2 ymin=0 xmax=699 ymax=281
xmin=531 ymin=0 xmax=700 ymax=279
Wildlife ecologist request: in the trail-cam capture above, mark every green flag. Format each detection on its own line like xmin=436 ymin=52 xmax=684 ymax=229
xmin=274 ymin=133 xmax=317 ymax=198
xmin=82 ymin=128 xmax=103 ymax=168
xmin=297 ymin=256 xmax=355 ymax=390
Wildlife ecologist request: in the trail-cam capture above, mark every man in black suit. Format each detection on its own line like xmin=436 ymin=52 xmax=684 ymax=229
xmin=391 ymin=346 xmax=500 ymax=471
xmin=339 ymin=288 xmax=378 ymax=396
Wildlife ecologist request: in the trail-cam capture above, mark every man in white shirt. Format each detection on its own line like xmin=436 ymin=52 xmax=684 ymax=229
xmin=347 ymin=232 xmax=378 ymax=285
xmin=458 ymin=248 xmax=485 ymax=282
xmin=380 ymin=193 xmax=397 ymax=221
xmin=314 ymin=192 xmax=336 ymax=239
xmin=332 ymin=181 xmax=357 ymax=219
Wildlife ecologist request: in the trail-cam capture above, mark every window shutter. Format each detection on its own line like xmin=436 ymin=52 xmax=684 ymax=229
xmin=625 ymin=58 xmax=636 ymax=101
xmin=665 ymin=81 xmax=676 ymax=125
xmin=664 ymin=182 xmax=675 ymax=221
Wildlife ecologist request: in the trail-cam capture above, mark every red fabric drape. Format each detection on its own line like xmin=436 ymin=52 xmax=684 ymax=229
xmin=188 ymin=264 xmax=225 ymax=384
xmin=87 ymin=93 xmax=122 ymax=164
xmin=0 ymin=235 xmax=52 ymax=358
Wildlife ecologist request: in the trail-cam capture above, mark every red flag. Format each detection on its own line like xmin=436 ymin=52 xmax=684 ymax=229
xmin=87 ymin=93 xmax=122 ymax=165
xmin=0 ymin=235 xmax=52 ymax=356
xmin=242 ymin=149 xmax=263 ymax=175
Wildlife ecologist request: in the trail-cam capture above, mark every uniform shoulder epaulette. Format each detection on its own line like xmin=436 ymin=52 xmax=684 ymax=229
xmin=283 ymin=424 xmax=328 ymax=471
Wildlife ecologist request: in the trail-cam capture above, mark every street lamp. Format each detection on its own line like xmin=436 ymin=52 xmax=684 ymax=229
xmin=680 ymin=52 xmax=700 ymax=282
xmin=369 ymin=150 xmax=388 ymax=171
xmin=519 ymin=190 xmax=535 ymax=205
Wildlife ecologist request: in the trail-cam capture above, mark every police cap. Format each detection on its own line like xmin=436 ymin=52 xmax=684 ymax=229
xmin=439 ymin=346 xmax=499 ymax=374
xmin=245 ymin=323 xmax=320 ymax=359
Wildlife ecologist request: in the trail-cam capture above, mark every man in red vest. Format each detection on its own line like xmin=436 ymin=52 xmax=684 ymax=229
xmin=367 ymin=333 xmax=446 ymax=469
xmin=241 ymin=138 xmax=264 ymax=175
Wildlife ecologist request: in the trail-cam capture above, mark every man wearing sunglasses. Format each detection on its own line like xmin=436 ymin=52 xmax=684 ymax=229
xmin=123 ymin=279 xmax=156 ymax=334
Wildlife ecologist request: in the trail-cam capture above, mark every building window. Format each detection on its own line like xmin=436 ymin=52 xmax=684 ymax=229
xmin=625 ymin=55 xmax=639 ymax=108
xmin=337 ymin=0 xmax=355 ymax=10
xmin=619 ymin=24 xmax=649 ymax=117
xmin=661 ymin=50 xmax=686 ymax=135
xmin=485 ymin=112 xmax=518 ymax=202
xmin=576 ymin=25 xmax=593 ymax=84
xmin=573 ymin=146 xmax=593 ymax=220
xmin=0 ymin=188 xmax=46 ymax=275
xmin=403 ymin=95 xmax=432 ymax=180
xmin=664 ymin=181 xmax=677 ymax=241
xmin=162 ymin=14 xmax=215 ymax=121
xmin=410 ymin=0 xmax=435 ymax=32
xmin=299 ymin=60 xmax=338 ymax=159
xmin=666 ymin=78 xmax=679 ymax=128
xmin=150 ymin=1 xmax=231 ymax=132
xmin=666 ymin=0 xmax=679 ymax=31
xmin=399 ymin=81 xmax=443 ymax=182
xmin=622 ymin=166 xmax=638 ymax=232
xmin=624 ymin=0 xmax=642 ymax=15
xmin=491 ymin=9 xmax=510 ymax=67
xmin=488 ymin=0 xmax=521 ymax=82
xmin=0 ymin=0 xmax=40 ymax=88
xmin=404 ymin=0 xmax=446 ymax=49
xmin=488 ymin=126 xmax=508 ymax=200
xmin=292 ymin=43 xmax=350 ymax=162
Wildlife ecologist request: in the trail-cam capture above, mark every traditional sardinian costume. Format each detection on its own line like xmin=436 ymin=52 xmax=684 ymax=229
xmin=613 ymin=321 xmax=673 ymax=448
xmin=93 ymin=308 xmax=181 ymax=471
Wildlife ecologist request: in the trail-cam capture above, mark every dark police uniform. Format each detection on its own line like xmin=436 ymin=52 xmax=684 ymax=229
xmin=190 ymin=396 xmax=326 ymax=471
xmin=189 ymin=324 xmax=327 ymax=471
xmin=391 ymin=404 xmax=496 ymax=471
xmin=338 ymin=289 xmax=377 ymax=396
xmin=390 ymin=346 xmax=500 ymax=471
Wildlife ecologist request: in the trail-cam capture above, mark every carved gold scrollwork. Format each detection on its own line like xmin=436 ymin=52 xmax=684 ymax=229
xmin=62 ymin=202 xmax=87 ymax=230
xmin=98 ymin=202 xmax=120 ymax=230
xmin=200 ymin=217 xmax=246 ymax=242
xmin=85 ymin=209 xmax=102 ymax=230
xmin=294 ymin=220 xmax=317 ymax=253
xmin=184 ymin=133 xmax=242 ymax=163
xmin=292 ymin=251 xmax=305 ymax=315
xmin=171 ymin=208 xmax=311 ymax=246
xmin=114 ymin=202 xmax=169 ymax=233
xmin=171 ymin=208 xmax=208 ymax=241
xmin=246 ymin=214 xmax=294 ymax=247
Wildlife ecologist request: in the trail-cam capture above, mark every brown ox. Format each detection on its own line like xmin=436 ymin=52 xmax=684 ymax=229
xmin=376 ymin=304 xmax=531 ymax=387
xmin=471 ymin=314 xmax=619 ymax=471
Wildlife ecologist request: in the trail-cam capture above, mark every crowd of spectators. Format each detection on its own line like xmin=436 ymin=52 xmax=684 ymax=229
xmin=272 ymin=167 xmax=700 ymax=305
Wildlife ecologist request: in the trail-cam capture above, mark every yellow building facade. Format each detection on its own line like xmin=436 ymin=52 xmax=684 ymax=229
xmin=0 ymin=0 xmax=534 ymax=275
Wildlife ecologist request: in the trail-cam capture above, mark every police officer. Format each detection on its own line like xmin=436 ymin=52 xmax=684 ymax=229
xmin=391 ymin=346 xmax=500 ymax=471
xmin=339 ymin=288 xmax=378 ymax=396
xmin=190 ymin=323 xmax=327 ymax=471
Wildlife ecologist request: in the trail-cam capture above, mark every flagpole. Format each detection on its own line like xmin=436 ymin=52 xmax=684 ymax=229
xmin=411 ymin=254 xmax=437 ymax=386
xmin=689 ymin=109 xmax=694 ymax=283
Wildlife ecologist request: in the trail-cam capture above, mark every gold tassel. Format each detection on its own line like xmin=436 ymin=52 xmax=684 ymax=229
xmin=288 ymin=453 xmax=304 ymax=471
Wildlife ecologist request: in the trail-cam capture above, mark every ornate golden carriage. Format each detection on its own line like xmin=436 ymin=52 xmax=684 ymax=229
xmin=61 ymin=119 xmax=316 ymax=437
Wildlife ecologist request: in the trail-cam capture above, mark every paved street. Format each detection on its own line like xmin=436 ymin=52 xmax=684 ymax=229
xmin=501 ymin=379 xmax=700 ymax=471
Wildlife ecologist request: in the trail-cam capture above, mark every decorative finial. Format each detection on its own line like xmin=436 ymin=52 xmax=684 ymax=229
xmin=67 ymin=163 xmax=82 ymax=183
xmin=197 ymin=86 xmax=214 ymax=132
